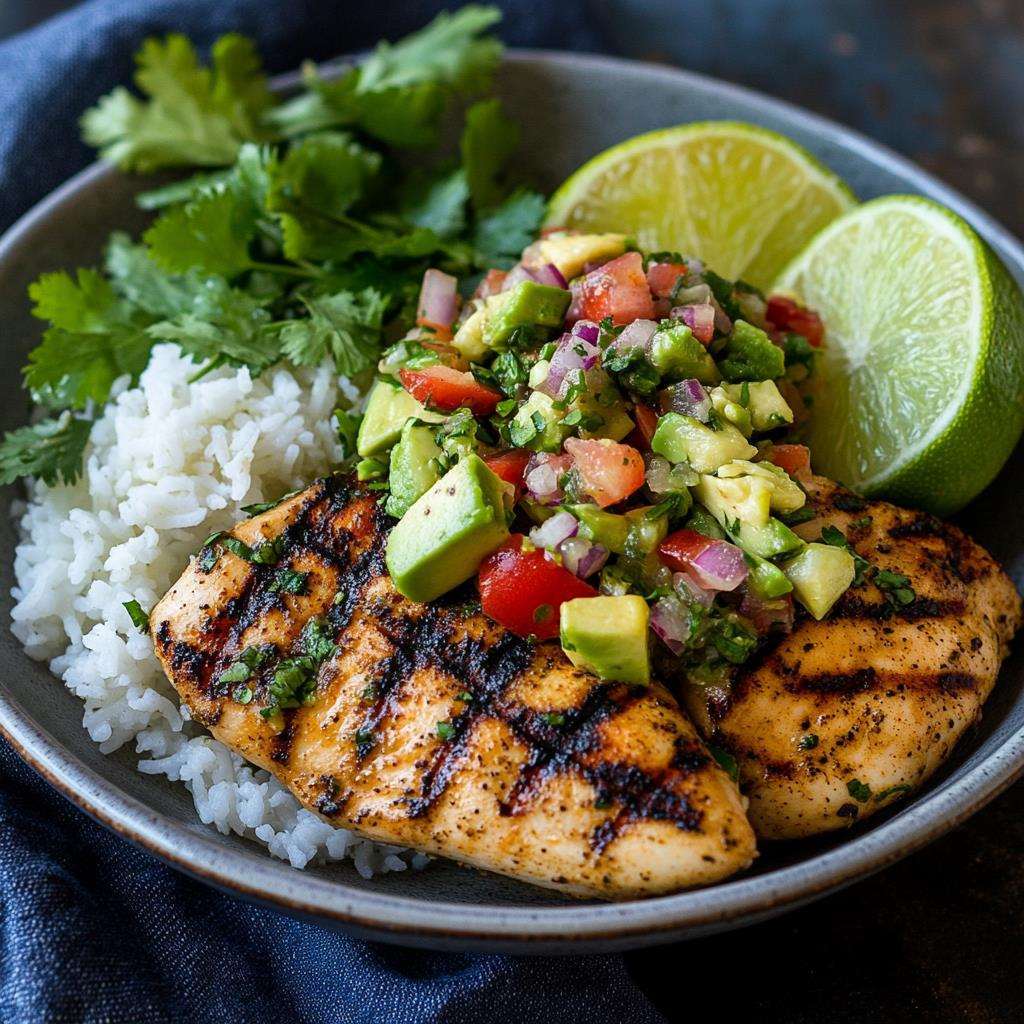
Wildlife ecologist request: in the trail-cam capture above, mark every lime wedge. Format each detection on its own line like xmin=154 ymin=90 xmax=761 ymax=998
xmin=545 ymin=121 xmax=854 ymax=290
xmin=774 ymin=195 xmax=1024 ymax=514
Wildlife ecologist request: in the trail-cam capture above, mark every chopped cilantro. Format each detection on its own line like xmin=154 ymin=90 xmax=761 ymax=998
xmin=798 ymin=733 xmax=819 ymax=751
xmin=267 ymin=568 xmax=308 ymax=595
xmin=436 ymin=720 xmax=456 ymax=740
xmin=122 ymin=599 xmax=150 ymax=632
xmin=847 ymin=778 xmax=872 ymax=803
xmin=542 ymin=712 xmax=566 ymax=727
xmin=708 ymin=744 xmax=740 ymax=783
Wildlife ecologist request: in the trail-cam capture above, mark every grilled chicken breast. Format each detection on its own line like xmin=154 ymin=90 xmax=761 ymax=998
xmin=685 ymin=478 xmax=1021 ymax=840
xmin=152 ymin=476 xmax=756 ymax=898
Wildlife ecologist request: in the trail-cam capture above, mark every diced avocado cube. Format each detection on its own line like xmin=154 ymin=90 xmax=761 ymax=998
xmin=356 ymin=380 xmax=443 ymax=457
xmin=648 ymin=324 xmax=720 ymax=383
xmin=782 ymin=542 xmax=856 ymax=619
xmin=569 ymin=504 xmax=631 ymax=552
xmin=718 ymin=320 xmax=786 ymax=382
xmin=745 ymin=553 xmax=794 ymax=599
xmin=452 ymin=303 xmax=489 ymax=361
xmin=530 ymin=232 xmax=627 ymax=279
xmin=719 ymin=380 xmax=793 ymax=432
xmin=650 ymin=413 xmax=756 ymax=472
xmin=483 ymin=281 xmax=570 ymax=348
xmin=384 ymin=421 xmax=443 ymax=519
xmin=696 ymin=482 xmax=804 ymax=559
xmin=568 ymin=504 xmax=667 ymax=555
xmin=385 ymin=454 xmax=510 ymax=603
xmin=714 ymin=460 xmax=806 ymax=516
xmin=708 ymin=385 xmax=752 ymax=436
xmin=560 ymin=595 xmax=650 ymax=685
xmin=509 ymin=391 xmax=571 ymax=451
xmin=694 ymin=473 xmax=773 ymax=528
xmin=570 ymin=371 xmax=635 ymax=442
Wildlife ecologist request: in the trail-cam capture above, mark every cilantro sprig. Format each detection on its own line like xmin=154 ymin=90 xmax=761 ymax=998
xmin=1 ymin=10 xmax=546 ymax=490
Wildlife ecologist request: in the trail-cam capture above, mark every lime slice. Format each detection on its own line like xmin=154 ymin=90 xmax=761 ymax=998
xmin=545 ymin=121 xmax=854 ymax=290
xmin=774 ymin=195 xmax=1024 ymax=514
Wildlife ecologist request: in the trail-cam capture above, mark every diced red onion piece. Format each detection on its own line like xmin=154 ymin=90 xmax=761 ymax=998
xmin=530 ymin=510 xmax=579 ymax=550
xmin=672 ymin=303 xmax=716 ymax=345
xmin=611 ymin=318 xmax=658 ymax=353
xmin=537 ymin=333 xmax=601 ymax=398
xmin=532 ymin=263 xmax=568 ymax=289
xmin=663 ymin=378 xmax=712 ymax=421
xmin=416 ymin=269 xmax=458 ymax=331
xmin=649 ymin=596 xmax=690 ymax=655
xmin=674 ymin=283 xmax=712 ymax=306
xmin=645 ymin=454 xmax=672 ymax=494
xmin=689 ymin=541 xmax=748 ymax=592
xmin=524 ymin=453 xmax=572 ymax=505
xmin=673 ymin=571 xmax=714 ymax=608
xmin=501 ymin=264 xmax=535 ymax=291
xmin=558 ymin=537 xmax=609 ymax=578
xmin=571 ymin=320 xmax=600 ymax=344
xmin=736 ymin=290 xmax=767 ymax=327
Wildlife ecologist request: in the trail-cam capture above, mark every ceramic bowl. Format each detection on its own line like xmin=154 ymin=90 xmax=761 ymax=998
xmin=1 ymin=50 xmax=1022 ymax=953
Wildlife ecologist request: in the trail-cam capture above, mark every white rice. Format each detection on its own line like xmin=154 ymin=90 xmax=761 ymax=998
xmin=10 ymin=344 xmax=427 ymax=875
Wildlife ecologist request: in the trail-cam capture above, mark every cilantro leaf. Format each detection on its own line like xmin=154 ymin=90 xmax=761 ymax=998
xmin=25 ymin=267 xmax=154 ymax=409
xmin=398 ymin=167 xmax=469 ymax=239
xmin=81 ymin=33 xmax=273 ymax=172
xmin=356 ymin=6 xmax=502 ymax=94
xmin=0 ymin=413 xmax=92 ymax=487
xmin=267 ymin=131 xmax=381 ymax=222
xmin=104 ymin=233 xmax=205 ymax=318
xmin=279 ymin=288 xmax=387 ymax=376
xmin=135 ymin=169 xmax=232 ymax=210
xmin=143 ymin=187 xmax=257 ymax=277
xmin=148 ymin=281 xmax=282 ymax=373
xmin=28 ymin=269 xmax=119 ymax=332
xmin=461 ymin=98 xmax=518 ymax=211
xmin=267 ymin=7 xmax=502 ymax=147
xmin=472 ymin=189 xmax=546 ymax=267
xmin=25 ymin=326 xmax=153 ymax=410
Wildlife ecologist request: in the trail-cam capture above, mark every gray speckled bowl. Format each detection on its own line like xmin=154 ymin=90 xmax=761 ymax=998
xmin=1 ymin=51 xmax=1023 ymax=954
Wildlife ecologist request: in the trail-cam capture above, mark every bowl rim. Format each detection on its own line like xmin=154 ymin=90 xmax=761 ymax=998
xmin=2 ymin=47 xmax=1023 ymax=952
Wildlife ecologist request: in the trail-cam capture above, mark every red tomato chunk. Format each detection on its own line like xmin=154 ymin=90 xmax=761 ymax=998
xmin=398 ymin=366 xmax=501 ymax=415
xmin=478 ymin=535 xmax=597 ymax=639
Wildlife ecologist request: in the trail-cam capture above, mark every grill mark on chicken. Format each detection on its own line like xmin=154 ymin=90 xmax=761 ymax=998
xmin=153 ymin=476 xmax=757 ymax=895
xmin=826 ymin=593 xmax=967 ymax=622
xmin=770 ymin=661 xmax=981 ymax=696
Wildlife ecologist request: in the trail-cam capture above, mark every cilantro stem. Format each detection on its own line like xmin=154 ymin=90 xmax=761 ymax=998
xmin=246 ymin=260 xmax=320 ymax=279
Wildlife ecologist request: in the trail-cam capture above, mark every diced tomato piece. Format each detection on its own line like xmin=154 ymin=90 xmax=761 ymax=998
xmin=474 ymin=268 xmax=508 ymax=299
xmin=632 ymin=403 xmax=660 ymax=449
xmin=765 ymin=295 xmax=825 ymax=347
xmin=567 ymin=252 xmax=655 ymax=326
xmin=658 ymin=529 xmax=718 ymax=573
xmin=646 ymin=261 xmax=688 ymax=299
xmin=564 ymin=437 xmax=645 ymax=508
xmin=484 ymin=449 xmax=532 ymax=498
xmin=398 ymin=365 xmax=501 ymax=416
xmin=478 ymin=535 xmax=598 ymax=639
xmin=765 ymin=443 xmax=812 ymax=485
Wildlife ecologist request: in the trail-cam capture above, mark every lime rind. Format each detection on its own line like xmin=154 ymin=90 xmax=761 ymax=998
xmin=775 ymin=194 xmax=1024 ymax=514
xmin=545 ymin=121 xmax=855 ymax=290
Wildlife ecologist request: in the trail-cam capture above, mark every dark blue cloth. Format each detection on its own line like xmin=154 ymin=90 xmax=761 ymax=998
xmin=0 ymin=2 xmax=664 ymax=1021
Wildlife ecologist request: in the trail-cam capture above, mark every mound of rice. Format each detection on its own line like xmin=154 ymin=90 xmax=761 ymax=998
xmin=10 ymin=344 xmax=427 ymax=875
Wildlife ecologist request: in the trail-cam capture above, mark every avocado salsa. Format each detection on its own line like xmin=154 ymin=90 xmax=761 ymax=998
xmin=359 ymin=232 xmax=856 ymax=692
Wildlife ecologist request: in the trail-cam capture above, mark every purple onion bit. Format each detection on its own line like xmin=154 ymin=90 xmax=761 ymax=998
xmin=649 ymin=595 xmax=691 ymax=655
xmin=662 ymin=378 xmax=712 ymax=421
xmin=673 ymin=571 xmax=714 ymax=608
xmin=523 ymin=453 xmax=572 ymax=505
xmin=529 ymin=510 xmax=579 ymax=550
xmin=570 ymin=320 xmax=600 ymax=344
xmin=689 ymin=541 xmax=748 ymax=592
xmin=538 ymin=333 xmax=601 ymax=398
xmin=610 ymin=318 xmax=658 ymax=353
xmin=532 ymin=263 xmax=568 ymax=289
xmin=671 ymin=303 xmax=716 ymax=344
xmin=560 ymin=537 xmax=609 ymax=578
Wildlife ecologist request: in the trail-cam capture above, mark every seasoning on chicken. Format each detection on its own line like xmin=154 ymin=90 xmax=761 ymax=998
xmin=151 ymin=477 xmax=756 ymax=898
xmin=684 ymin=479 xmax=1022 ymax=839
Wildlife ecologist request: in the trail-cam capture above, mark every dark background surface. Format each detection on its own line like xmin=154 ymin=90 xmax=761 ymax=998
xmin=2 ymin=1 xmax=1022 ymax=1020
